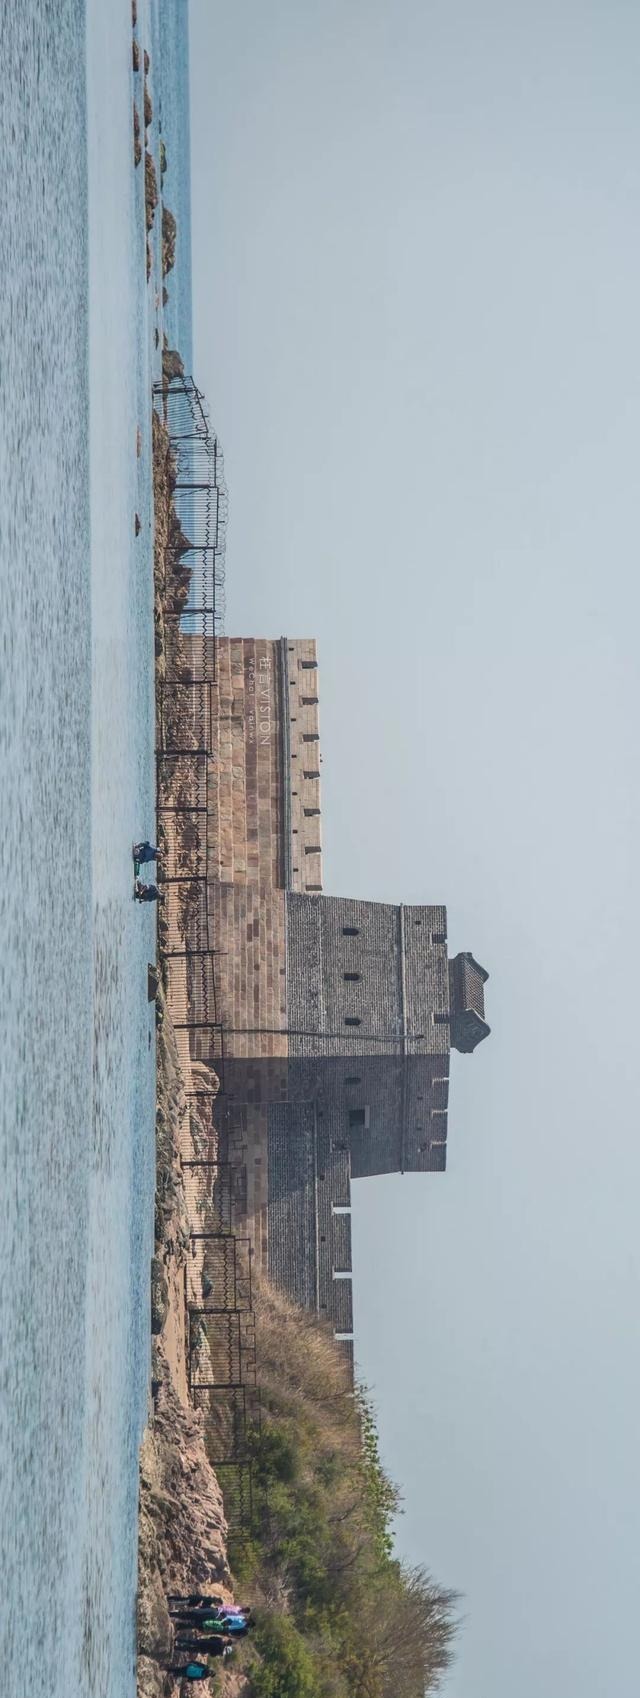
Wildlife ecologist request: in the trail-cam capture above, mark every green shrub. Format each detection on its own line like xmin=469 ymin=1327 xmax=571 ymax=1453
xmin=250 ymin=1614 xmax=316 ymax=1698
xmin=249 ymin=1422 xmax=299 ymax=1486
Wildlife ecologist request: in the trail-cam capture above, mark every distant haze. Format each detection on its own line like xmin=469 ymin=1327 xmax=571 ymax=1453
xmin=190 ymin=5 xmax=640 ymax=1694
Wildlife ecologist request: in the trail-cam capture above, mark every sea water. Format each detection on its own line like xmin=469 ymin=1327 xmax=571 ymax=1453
xmin=154 ymin=0 xmax=194 ymax=372
xmin=0 ymin=0 xmax=192 ymax=1691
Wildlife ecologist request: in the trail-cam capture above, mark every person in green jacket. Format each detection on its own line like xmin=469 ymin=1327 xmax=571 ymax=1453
xmin=173 ymin=1609 xmax=249 ymax=1635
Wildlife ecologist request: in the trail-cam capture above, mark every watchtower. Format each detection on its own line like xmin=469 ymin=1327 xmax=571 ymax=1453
xmin=217 ymin=891 xmax=490 ymax=1176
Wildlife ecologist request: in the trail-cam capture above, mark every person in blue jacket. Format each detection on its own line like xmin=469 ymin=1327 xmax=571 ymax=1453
xmin=169 ymin=1647 xmax=233 ymax=1680
xmin=172 ymin=1661 xmax=209 ymax=1681
xmin=133 ymin=841 xmax=159 ymax=865
xmin=134 ymin=879 xmax=164 ymax=903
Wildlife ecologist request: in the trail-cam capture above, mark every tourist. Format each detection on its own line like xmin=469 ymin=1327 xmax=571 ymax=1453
xmin=133 ymin=841 xmax=159 ymax=864
xmin=172 ymin=1609 xmax=249 ymax=1636
xmin=174 ymin=1633 xmax=233 ymax=1654
xmin=172 ymin=1608 xmax=250 ymax=1633
xmin=168 ymin=1593 xmax=252 ymax=1612
xmin=168 ymin=1593 xmax=226 ymax=1611
xmin=134 ymin=878 xmax=165 ymax=903
xmin=168 ymin=1652 xmax=233 ymax=1681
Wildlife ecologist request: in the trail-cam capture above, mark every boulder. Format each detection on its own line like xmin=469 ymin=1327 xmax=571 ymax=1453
xmin=151 ymin=1257 xmax=169 ymax=1334
xmin=137 ymin=1563 xmax=173 ymax=1660
xmin=162 ymin=208 xmax=177 ymax=277
xmin=133 ymin=104 xmax=142 ymax=168
xmin=145 ymin=151 xmax=158 ymax=232
xmin=162 ymin=348 xmax=184 ymax=384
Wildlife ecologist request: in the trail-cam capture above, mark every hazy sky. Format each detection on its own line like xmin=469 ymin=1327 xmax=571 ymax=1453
xmin=189 ymin=5 xmax=640 ymax=1693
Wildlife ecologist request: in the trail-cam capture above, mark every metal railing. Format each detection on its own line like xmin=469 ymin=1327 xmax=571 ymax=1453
xmin=153 ymin=398 xmax=264 ymax=1542
xmin=154 ymin=375 xmax=227 ymax=678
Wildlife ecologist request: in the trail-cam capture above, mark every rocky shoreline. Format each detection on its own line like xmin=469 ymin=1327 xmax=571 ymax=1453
xmin=136 ymin=381 xmax=238 ymax=1695
xmin=136 ymin=992 xmax=233 ymax=1698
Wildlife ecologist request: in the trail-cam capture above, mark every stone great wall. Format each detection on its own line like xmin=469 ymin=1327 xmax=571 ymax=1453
xmin=163 ymin=635 xmax=490 ymax=1366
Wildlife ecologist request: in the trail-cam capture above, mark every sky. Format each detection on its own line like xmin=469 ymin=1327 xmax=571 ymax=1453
xmin=189 ymin=4 xmax=640 ymax=1693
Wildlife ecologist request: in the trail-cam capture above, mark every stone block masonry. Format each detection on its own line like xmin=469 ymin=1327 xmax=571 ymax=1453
xmin=181 ymin=635 xmax=490 ymax=1364
xmin=195 ymin=637 xmax=324 ymax=894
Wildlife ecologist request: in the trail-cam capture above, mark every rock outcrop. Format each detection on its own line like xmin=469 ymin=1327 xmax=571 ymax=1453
xmin=162 ymin=348 xmax=184 ymax=385
xmin=162 ymin=208 xmax=177 ymax=277
xmin=134 ymin=104 xmax=142 ymax=168
xmin=137 ymin=1357 xmax=233 ymax=1696
xmin=138 ymin=979 xmax=228 ymax=1694
xmin=145 ymin=152 xmax=158 ymax=234
xmin=151 ymin=1257 xmax=169 ymax=1335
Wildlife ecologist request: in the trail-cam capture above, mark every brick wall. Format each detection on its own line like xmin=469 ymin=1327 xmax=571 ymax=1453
xmin=267 ymin=1103 xmax=318 ymax=1309
xmin=286 ymin=894 xmax=450 ymax=1057
xmin=265 ymin=1103 xmax=356 ymax=1336
xmin=206 ymin=638 xmax=284 ymax=886
xmin=205 ymin=880 xmax=288 ymax=1070
xmin=285 ymin=893 xmax=451 ymax=1175
xmin=187 ymin=637 xmax=324 ymax=895
xmin=224 ymin=1104 xmax=271 ymax=1279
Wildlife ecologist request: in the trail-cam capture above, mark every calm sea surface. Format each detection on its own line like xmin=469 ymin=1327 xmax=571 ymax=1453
xmin=0 ymin=0 xmax=194 ymax=1691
